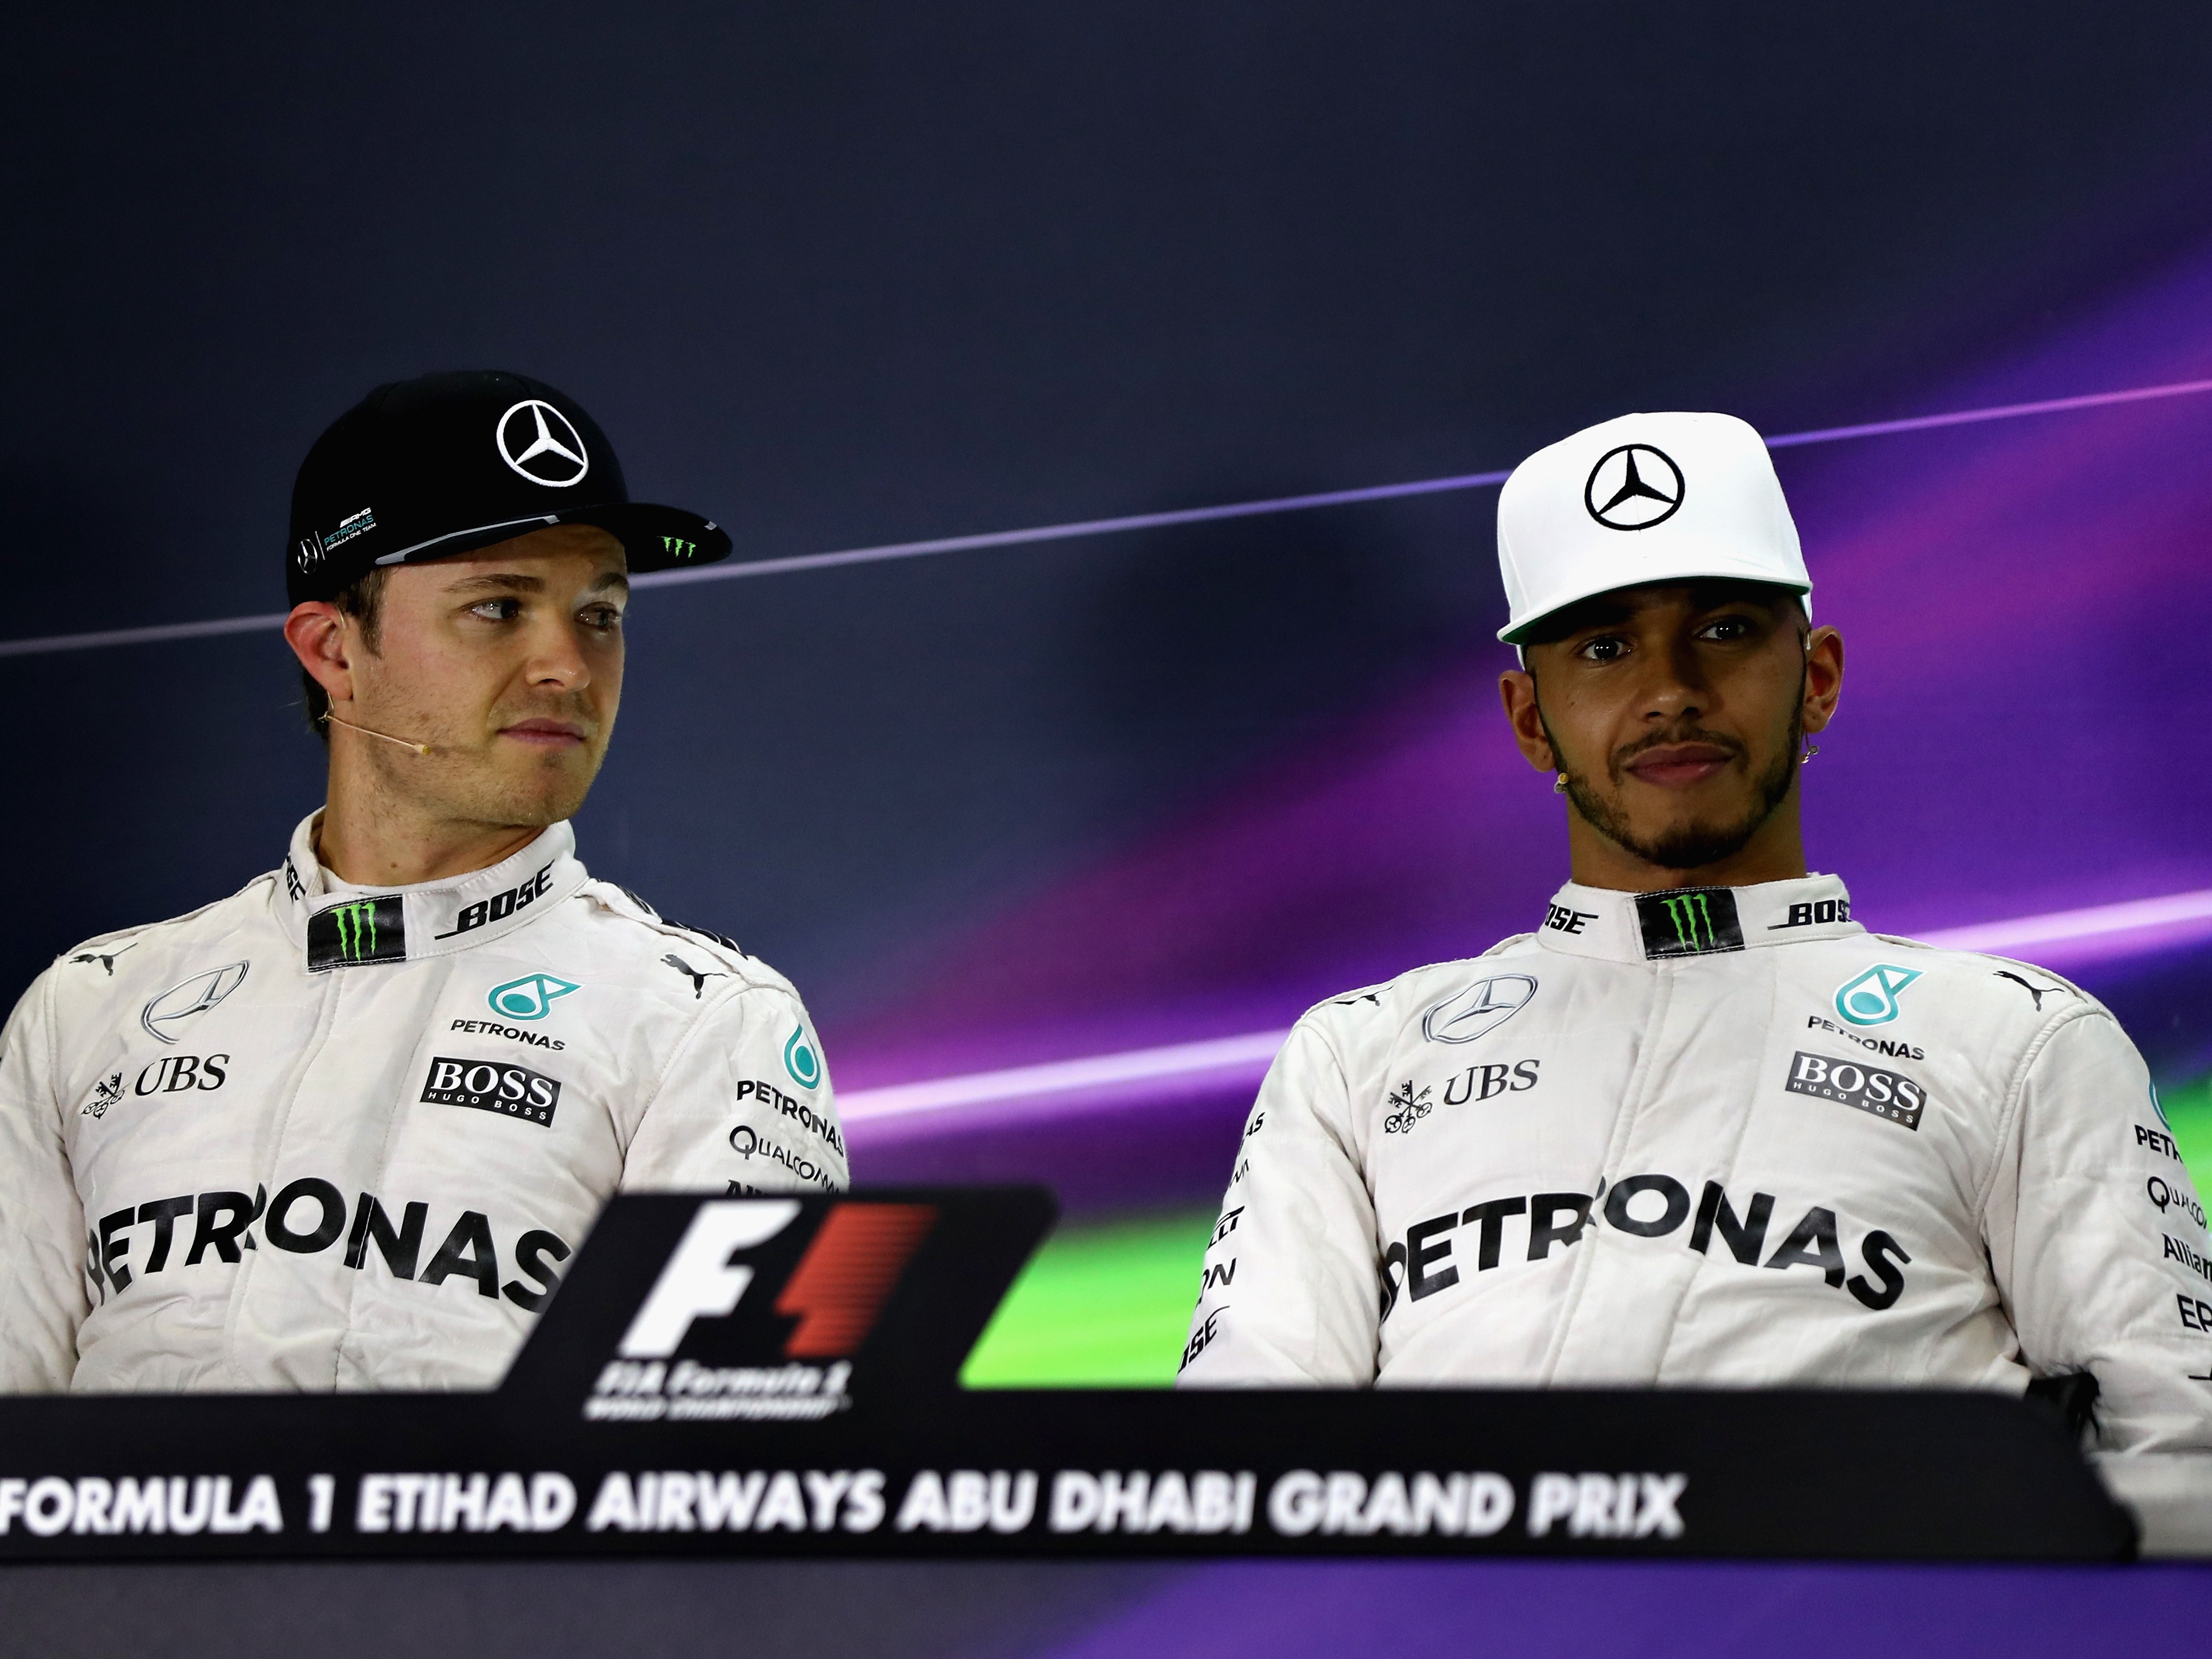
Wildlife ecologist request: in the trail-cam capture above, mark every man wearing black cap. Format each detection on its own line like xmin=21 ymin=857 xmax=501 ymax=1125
xmin=0 ymin=371 xmax=845 ymax=1393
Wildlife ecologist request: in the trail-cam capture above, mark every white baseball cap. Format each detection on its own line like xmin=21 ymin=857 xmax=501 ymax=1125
xmin=1495 ymin=410 xmax=1809 ymax=644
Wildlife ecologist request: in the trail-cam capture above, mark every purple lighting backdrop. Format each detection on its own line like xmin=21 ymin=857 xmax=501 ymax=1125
xmin=842 ymin=236 xmax=2212 ymax=1208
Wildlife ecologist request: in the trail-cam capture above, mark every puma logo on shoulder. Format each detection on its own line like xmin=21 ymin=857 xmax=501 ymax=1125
xmin=1994 ymin=970 xmax=2070 ymax=1011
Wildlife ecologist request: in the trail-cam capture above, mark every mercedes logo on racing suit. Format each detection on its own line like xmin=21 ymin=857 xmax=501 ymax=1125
xmin=1421 ymin=974 xmax=1538 ymax=1045
xmin=1584 ymin=443 xmax=1684 ymax=530
xmin=140 ymin=962 xmax=251 ymax=1045
xmin=495 ymin=400 xmax=591 ymax=488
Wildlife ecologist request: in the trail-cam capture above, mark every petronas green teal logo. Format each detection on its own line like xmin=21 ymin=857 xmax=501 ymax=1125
xmin=783 ymin=1024 xmax=822 ymax=1090
xmin=1835 ymin=964 xmax=1922 ymax=1027
xmin=331 ymin=900 xmax=382 ymax=962
xmin=489 ymin=974 xmax=580 ymax=1021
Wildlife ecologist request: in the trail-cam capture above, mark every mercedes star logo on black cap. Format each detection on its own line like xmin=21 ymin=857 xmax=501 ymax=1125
xmin=496 ymin=400 xmax=591 ymax=488
xmin=1584 ymin=443 xmax=1684 ymax=530
xmin=286 ymin=370 xmax=734 ymax=606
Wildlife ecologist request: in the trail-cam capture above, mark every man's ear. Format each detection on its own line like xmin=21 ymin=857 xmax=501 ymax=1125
xmin=1800 ymin=625 xmax=1844 ymax=736
xmin=1498 ymin=666 xmax=1558 ymax=774
xmin=285 ymin=603 xmax=355 ymax=708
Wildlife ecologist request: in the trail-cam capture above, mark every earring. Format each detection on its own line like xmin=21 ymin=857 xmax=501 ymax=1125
xmin=1554 ymin=773 xmax=1569 ymax=794
xmin=1800 ymin=742 xmax=1820 ymax=767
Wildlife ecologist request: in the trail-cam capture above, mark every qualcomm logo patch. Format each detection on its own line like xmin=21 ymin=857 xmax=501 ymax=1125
xmin=784 ymin=1024 xmax=823 ymax=1090
xmin=1421 ymin=974 xmax=1538 ymax=1045
xmin=1834 ymin=964 xmax=1922 ymax=1028
xmin=141 ymin=962 xmax=250 ymax=1045
xmin=489 ymin=973 xmax=580 ymax=1022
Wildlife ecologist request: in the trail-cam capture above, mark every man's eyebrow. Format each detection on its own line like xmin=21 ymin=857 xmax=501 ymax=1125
xmin=1685 ymin=581 xmax=1792 ymax=615
xmin=443 ymin=572 xmax=546 ymax=596
xmin=442 ymin=566 xmax=631 ymax=600
xmin=1555 ymin=600 xmax=1638 ymax=632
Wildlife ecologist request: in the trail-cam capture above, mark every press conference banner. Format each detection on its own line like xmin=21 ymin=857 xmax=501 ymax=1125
xmin=0 ymin=1191 xmax=2135 ymax=1562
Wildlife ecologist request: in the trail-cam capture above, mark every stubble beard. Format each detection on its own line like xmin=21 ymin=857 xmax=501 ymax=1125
xmin=359 ymin=701 xmax=606 ymax=831
xmin=1553 ymin=701 xmax=1803 ymax=875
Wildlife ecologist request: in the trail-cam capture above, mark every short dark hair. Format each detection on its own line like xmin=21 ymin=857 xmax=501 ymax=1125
xmin=300 ymin=566 xmax=391 ymax=741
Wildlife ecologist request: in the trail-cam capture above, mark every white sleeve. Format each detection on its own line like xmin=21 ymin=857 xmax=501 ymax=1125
xmin=1984 ymin=1008 xmax=2212 ymax=1452
xmin=1176 ymin=1019 xmax=1379 ymax=1387
xmin=0 ymin=968 xmax=87 ymax=1391
xmin=619 ymin=984 xmax=848 ymax=1194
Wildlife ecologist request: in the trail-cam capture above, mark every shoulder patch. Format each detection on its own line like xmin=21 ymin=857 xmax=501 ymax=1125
xmin=1304 ymin=945 xmax=1531 ymax=1024
xmin=1863 ymin=935 xmax=2107 ymax=1021
xmin=665 ymin=918 xmax=743 ymax=954
xmin=58 ymin=869 xmax=279 ymax=971
xmin=1865 ymin=932 xmax=1936 ymax=952
xmin=607 ymin=885 xmax=740 ymax=953
xmin=582 ymin=881 xmax=787 ymax=992
xmin=65 ymin=940 xmax=141 ymax=977
xmin=1977 ymin=953 xmax=2100 ymax=1017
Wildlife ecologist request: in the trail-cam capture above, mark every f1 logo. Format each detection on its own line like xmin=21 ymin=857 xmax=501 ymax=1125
xmin=614 ymin=1198 xmax=937 ymax=1361
xmin=618 ymin=1201 xmax=800 ymax=1358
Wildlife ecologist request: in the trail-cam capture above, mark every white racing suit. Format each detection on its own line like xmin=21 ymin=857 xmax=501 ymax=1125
xmin=0 ymin=814 xmax=845 ymax=1392
xmin=1178 ymin=873 xmax=2212 ymax=1454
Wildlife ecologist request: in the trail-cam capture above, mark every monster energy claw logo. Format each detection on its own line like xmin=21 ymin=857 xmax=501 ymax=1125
xmin=307 ymin=895 xmax=406 ymax=970
xmin=1664 ymin=893 xmax=1716 ymax=951
xmin=331 ymin=901 xmax=380 ymax=961
xmin=1635 ymin=887 xmax=1744 ymax=959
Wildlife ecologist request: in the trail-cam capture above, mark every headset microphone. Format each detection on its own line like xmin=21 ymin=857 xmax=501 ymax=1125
xmin=320 ymin=712 xmax=434 ymax=756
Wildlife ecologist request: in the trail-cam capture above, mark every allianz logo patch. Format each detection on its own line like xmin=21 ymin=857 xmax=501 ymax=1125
xmin=1785 ymin=1052 xmax=1927 ymax=1131
xmin=421 ymin=1057 xmax=562 ymax=1128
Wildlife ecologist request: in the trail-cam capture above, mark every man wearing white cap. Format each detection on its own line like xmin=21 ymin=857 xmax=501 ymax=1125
xmin=1178 ymin=412 xmax=2212 ymax=1455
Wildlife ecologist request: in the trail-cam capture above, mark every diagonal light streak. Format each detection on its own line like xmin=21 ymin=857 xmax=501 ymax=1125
xmin=839 ymin=887 xmax=2212 ymax=1125
xmin=6 ymin=374 xmax=2212 ymax=661
xmin=1915 ymin=888 xmax=2212 ymax=954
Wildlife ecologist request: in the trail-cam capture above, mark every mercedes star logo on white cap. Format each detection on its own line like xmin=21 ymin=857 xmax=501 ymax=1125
xmin=496 ymin=399 xmax=591 ymax=488
xmin=1584 ymin=444 xmax=1684 ymax=529
xmin=1495 ymin=410 xmax=1809 ymax=644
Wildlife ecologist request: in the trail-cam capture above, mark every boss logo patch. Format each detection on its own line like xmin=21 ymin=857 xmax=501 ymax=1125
xmin=422 ymin=1057 xmax=562 ymax=1128
xmin=1785 ymin=1051 xmax=1926 ymax=1131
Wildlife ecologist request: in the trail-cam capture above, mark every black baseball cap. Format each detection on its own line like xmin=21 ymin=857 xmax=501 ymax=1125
xmin=287 ymin=369 xmax=733 ymax=604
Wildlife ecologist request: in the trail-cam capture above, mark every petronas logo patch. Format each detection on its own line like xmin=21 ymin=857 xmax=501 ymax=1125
xmin=1835 ymin=965 xmax=1922 ymax=1027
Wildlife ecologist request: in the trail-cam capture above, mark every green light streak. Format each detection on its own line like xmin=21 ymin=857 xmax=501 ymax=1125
xmin=961 ymin=1207 xmax=1215 ymax=1388
xmin=2161 ymin=1074 xmax=2212 ymax=1177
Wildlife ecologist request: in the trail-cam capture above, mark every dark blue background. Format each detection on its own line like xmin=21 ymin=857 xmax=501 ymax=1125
xmin=6 ymin=1 xmax=2212 ymax=1041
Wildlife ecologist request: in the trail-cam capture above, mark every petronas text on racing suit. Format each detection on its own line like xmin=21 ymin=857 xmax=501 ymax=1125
xmin=0 ymin=814 xmax=845 ymax=1391
xmin=1177 ymin=874 xmax=2212 ymax=1454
